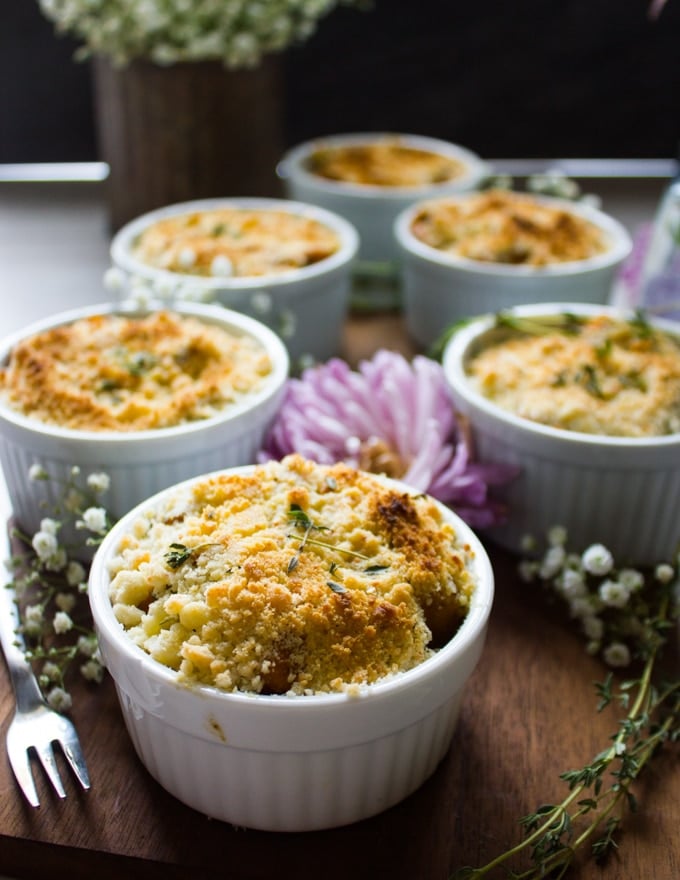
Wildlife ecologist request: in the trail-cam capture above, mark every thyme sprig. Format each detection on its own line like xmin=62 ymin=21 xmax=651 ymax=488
xmin=286 ymin=504 xmax=369 ymax=572
xmin=455 ymin=646 xmax=680 ymax=878
xmin=495 ymin=311 xmax=586 ymax=337
xmin=164 ymin=541 xmax=220 ymax=569
xmin=454 ymin=530 xmax=680 ymax=879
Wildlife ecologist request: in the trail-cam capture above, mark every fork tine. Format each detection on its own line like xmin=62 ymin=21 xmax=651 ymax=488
xmin=6 ymin=736 xmax=40 ymax=808
xmin=34 ymin=741 xmax=67 ymax=800
xmin=57 ymin=725 xmax=91 ymax=792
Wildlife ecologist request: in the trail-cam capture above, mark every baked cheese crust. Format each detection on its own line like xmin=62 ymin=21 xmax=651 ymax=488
xmin=131 ymin=208 xmax=340 ymax=277
xmin=467 ymin=314 xmax=680 ymax=436
xmin=0 ymin=311 xmax=272 ymax=432
xmin=307 ymin=140 xmax=466 ymax=187
xmin=108 ymin=455 xmax=477 ymax=695
xmin=410 ymin=189 xmax=609 ymax=266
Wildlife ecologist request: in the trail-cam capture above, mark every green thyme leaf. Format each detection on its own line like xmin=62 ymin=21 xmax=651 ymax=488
xmin=164 ymin=541 xmax=219 ymax=569
xmin=327 ymin=581 xmax=347 ymax=593
xmin=165 ymin=543 xmax=193 ymax=569
xmin=287 ymin=503 xmax=312 ymax=529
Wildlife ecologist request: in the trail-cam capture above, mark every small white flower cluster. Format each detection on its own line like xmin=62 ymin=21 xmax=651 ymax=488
xmin=480 ymin=170 xmax=601 ymax=210
xmin=104 ymin=269 xmax=299 ymax=341
xmin=39 ymin=0 xmax=365 ymax=68
xmin=527 ymin=170 xmax=602 ymax=210
xmin=13 ymin=466 xmax=112 ymax=709
xmin=519 ymin=527 xmax=679 ymax=668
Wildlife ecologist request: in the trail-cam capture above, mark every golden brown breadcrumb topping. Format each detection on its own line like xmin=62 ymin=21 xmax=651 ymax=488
xmin=131 ymin=207 xmax=340 ymax=277
xmin=108 ymin=455 xmax=477 ymax=695
xmin=307 ymin=140 xmax=465 ymax=187
xmin=467 ymin=314 xmax=680 ymax=436
xmin=410 ymin=189 xmax=609 ymax=265
xmin=0 ymin=311 xmax=272 ymax=432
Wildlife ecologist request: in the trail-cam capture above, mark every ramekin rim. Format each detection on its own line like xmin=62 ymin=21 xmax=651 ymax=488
xmin=277 ymin=131 xmax=491 ymax=200
xmin=0 ymin=299 xmax=290 ymax=444
xmin=109 ymin=197 xmax=360 ymax=288
xmin=394 ymin=192 xmax=633 ymax=274
xmin=441 ymin=302 xmax=680 ymax=449
xmin=88 ymin=464 xmax=495 ymax=710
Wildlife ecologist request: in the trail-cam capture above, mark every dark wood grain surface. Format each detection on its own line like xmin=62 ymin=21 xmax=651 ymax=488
xmin=0 ymin=312 xmax=678 ymax=880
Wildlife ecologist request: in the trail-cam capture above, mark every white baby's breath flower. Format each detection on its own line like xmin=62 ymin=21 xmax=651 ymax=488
xmin=29 ymin=463 xmax=48 ymax=481
xmin=64 ymin=487 xmax=85 ymax=512
xmin=55 ymin=592 xmax=76 ymax=613
xmin=520 ymin=534 xmax=537 ymax=553
xmin=127 ymin=285 xmax=156 ymax=309
xmin=251 ymin=290 xmax=273 ymax=314
xmin=151 ymin=275 xmax=181 ymax=301
xmin=278 ymin=308 xmax=297 ymax=340
xmin=77 ymin=506 xmax=108 ymax=534
xmin=655 ymin=563 xmax=675 ymax=584
xmin=47 ymin=687 xmax=72 ymax=713
xmin=582 ymin=615 xmax=604 ymax=641
xmin=569 ymin=597 xmax=595 ymax=619
xmin=618 ymin=568 xmax=644 ymax=593
xmin=210 ymin=254 xmax=233 ymax=277
xmin=53 ymin=611 xmax=74 ymax=634
xmin=547 ymin=525 xmax=568 ymax=546
xmin=42 ymin=661 xmax=61 ymax=682
xmin=32 ymin=530 xmax=58 ymax=561
xmin=103 ymin=266 xmax=127 ymax=294
xmin=599 ymin=578 xmax=631 ymax=609
xmin=558 ymin=568 xmax=587 ymax=599
xmin=39 ymin=518 xmax=59 ymax=535
xmin=582 ymin=544 xmax=614 ymax=577
xmin=66 ymin=560 xmax=87 ymax=587
xmin=579 ymin=193 xmax=603 ymax=210
xmin=24 ymin=604 xmax=43 ymax=625
xmin=77 ymin=634 xmax=99 ymax=657
xmin=80 ymin=659 xmax=105 ymax=683
xmin=539 ymin=545 xmax=566 ymax=579
xmin=45 ymin=547 xmax=68 ymax=572
xmin=87 ymin=472 xmax=111 ymax=494
xmin=178 ymin=247 xmax=197 ymax=269
xmin=603 ymin=641 xmax=632 ymax=668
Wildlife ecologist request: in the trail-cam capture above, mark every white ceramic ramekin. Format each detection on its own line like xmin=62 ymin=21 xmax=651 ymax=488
xmin=441 ymin=302 xmax=680 ymax=566
xmin=88 ymin=466 xmax=494 ymax=831
xmin=0 ymin=301 xmax=289 ymax=539
xmin=277 ymin=133 xmax=490 ymax=270
xmin=396 ymin=194 xmax=633 ymax=349
xmin=109 ymin=197 xmax=359 ymax=365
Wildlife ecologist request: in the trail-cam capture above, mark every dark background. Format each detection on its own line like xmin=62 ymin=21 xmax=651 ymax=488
xmin=2 ymin=0 xmax=680 ymax=165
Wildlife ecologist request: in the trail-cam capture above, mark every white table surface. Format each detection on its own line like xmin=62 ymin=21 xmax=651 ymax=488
xmin=0 ymin=172 xmax=672 ymax=340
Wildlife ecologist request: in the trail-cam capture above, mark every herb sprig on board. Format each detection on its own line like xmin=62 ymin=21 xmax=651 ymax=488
xmin=454 ymin=529 xmax=680 ymax=879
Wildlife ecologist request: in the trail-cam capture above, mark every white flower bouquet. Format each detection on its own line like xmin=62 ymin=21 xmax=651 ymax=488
xmin=38 ymin=0 xmax=367 ymax=68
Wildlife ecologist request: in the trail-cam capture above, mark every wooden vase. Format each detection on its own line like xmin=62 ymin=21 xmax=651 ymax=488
xmin=92 ymin=55 xmax=286 ymax=231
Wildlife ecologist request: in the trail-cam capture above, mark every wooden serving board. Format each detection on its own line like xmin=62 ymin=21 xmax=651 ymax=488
xmin=0 ymin=313 xmax=678 ymax=880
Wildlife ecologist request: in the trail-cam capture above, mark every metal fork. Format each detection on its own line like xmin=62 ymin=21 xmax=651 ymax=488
xmin=0 ymin=526 xmax=90 ymax=806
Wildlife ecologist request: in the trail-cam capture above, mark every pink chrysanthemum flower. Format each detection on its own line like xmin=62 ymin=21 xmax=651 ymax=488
xmin=259 ymin=350 xmax=516 ymax=528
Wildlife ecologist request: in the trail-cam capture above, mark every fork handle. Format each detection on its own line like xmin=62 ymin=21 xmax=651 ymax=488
xmin=0 ymin=577 xmax=45 ymax=709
